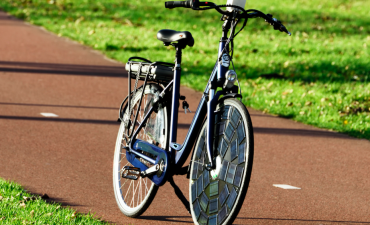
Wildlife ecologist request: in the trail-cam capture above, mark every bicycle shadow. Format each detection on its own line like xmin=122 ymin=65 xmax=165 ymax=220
xmin=133 ymin=215 xmax=370 ymax=224
xmin=140 ymin=215 xmax=193 ymax=223
xmin=237 ymin=217 xmax=370 ymax=224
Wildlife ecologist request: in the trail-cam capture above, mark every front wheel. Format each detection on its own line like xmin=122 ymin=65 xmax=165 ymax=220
xmin=189 ymin=98 xmax=254 ymax=225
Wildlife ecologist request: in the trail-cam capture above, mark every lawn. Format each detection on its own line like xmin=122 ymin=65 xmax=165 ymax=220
xmin=0 ymin=0 xmax=369 ymax=139
xmin=0 ymin=178 xmax=107 ymax=224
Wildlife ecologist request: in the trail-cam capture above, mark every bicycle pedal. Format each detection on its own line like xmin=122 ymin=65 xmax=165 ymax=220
xmin=121 ymin=166 xmax=141 ymax=180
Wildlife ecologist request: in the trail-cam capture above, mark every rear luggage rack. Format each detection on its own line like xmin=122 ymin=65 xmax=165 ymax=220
xmin=120 ymin=57 xmax=175 ymax=139
xmin=126 ymin=57 xmax=175 ymax=83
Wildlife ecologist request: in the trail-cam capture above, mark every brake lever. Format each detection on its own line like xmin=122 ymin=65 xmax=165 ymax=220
xmin=265 ymin=14 xmax=291 ymax=36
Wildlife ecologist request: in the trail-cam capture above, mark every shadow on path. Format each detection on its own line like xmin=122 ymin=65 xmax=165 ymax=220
xmin=0 ymin=102 xmax=194 ymax=114
xmin=140 ymin=215 xmax=192 ymax=223
xmin=0 ymin=115 xmax=352 ymax=139
xmin=0 ymin=115 xmax=120 ymax=125
xmin=240 ymin=217 xmax=370 ymax=224
xmin=254 ymin=127 xmax=353 ymax=139
xmin=0 ymin=60 xmax=127 ymax=77
xmin=0 ymin=115 xmax=191 ymax=129
xmin=0 ymin=102 xmax=117 ymax=110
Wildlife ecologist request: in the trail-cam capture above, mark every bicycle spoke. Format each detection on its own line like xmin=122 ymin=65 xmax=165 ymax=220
xmin=139 ymin=100 xmax=145 ymax=122
xmin=137 ymin=178 xmax=140 ymax=207
xmin=120 ymin=166 xmax=131 ymax=188
xmin=144 ymin=177 xmax=149 ymax=194
xmin=130 ymin=180 xmax=135 ymax=207
xmin=192 ymin=160 xmax=205 ymax=166
xmin=123 ymin=180 xmax=133 ymax=201
xmin=138 ymin=177 xmax=142 ymax=207
xmin=120 ymin=178 xmax=129 ymax=190
xmin=120 ymin=162 xmax=130 ymax=173
xmin=119 ymin=153 xmax=127 ymax=163
xmin=119 ymin=151 xmax=129 ymax=163
xmin=131 ymin=179 xmax=140 ymax=207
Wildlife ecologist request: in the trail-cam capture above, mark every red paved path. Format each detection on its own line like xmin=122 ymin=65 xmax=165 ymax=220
xmin=0 ymin=11 xmax=369 ymax=224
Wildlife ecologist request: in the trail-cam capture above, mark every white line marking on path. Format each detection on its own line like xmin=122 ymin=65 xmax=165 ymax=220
xmin=40 ymin=113 xmax=59 ymax=117
xmin=273 ymin=184 xmax=301 ymax=190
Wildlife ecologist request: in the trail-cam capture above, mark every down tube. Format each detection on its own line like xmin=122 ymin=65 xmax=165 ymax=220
xmin=174 ymin=64 xmax=218 ymax=168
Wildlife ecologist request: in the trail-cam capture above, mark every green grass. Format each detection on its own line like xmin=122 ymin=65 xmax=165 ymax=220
xmin=0 ymin=178 xmax=108 ymax=224
xmin=0 ymin=178 xmax=107 ymax=224
xmin=0 ymin=0 xmax=369 ymax=139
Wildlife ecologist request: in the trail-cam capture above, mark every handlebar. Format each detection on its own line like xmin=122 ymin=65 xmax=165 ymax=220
xmin=165 ymin=0 xmax=228 ymax=14
xmin=164 ymin=0 xmax=291 ymax=36
xmin=165 ymin=1 xmax=191 ymax=9
xmin=165 ymin=0 xmax=211 ymax=9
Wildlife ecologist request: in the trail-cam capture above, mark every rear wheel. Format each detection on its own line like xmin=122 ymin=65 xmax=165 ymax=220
xmin=113 ymin=84 xmax=169 ymax=218
xmin=189 ymin=98 xmax=254 ymax=225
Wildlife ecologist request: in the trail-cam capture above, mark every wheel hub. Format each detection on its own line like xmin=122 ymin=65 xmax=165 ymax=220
xmin=210 ymin=155 xmax=222 ymax=180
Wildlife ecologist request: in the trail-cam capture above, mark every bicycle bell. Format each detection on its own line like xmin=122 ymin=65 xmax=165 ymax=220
xmin=226 ymin=0 xmax=247 ymax=12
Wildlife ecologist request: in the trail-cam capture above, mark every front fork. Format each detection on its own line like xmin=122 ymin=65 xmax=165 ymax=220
xmin=205 ymin=36 xmax=230 ymax=169
xmin=206 ymin=89 xmax=223 ymax=169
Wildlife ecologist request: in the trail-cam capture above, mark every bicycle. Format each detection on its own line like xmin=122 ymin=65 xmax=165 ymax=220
xmin=113 ymin=0 xmax=291 ymax=224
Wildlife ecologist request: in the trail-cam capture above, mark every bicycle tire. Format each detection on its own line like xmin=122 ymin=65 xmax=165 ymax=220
xmin=113 ymin=83 xmax=169 ymax=218
xmin=189 ymin=98 xmax=254 ymax=225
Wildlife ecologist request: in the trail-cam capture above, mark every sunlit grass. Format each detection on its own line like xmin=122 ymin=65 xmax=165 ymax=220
xmin=0 ymin=178 xmax=107 ymax=224
xmin=0 ymin=0 xmax=369 ymax=139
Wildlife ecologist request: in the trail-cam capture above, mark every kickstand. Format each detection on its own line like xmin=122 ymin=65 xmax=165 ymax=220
xmin=168 ymin=176 xmax=191 ymax=214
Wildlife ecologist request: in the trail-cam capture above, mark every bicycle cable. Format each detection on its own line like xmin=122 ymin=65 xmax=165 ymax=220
xmin=217 ymin=12 xmax=239 ymax=66
xmin=194 ymin=3 xmax=257 ymax=95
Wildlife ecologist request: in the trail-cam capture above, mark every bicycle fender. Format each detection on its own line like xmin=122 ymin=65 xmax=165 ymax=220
xmin=218 ymin=93 xmax=242 ymax=102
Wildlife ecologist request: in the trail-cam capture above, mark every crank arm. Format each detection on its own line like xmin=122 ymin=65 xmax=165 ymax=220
xmin=121 ymin=164 xmax=160 ymax=179
xmin=141 ymin=164 xmax=160 ymax=177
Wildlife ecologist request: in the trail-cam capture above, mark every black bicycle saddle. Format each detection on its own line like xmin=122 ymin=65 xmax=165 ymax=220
xmin=157 ymin=29 xmax=194 ymax=47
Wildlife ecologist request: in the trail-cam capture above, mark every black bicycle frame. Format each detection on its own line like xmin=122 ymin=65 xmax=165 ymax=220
xmin=127 ymin=20 xmax=232 ymax=186
xmin=175 ymin=37 xmax=229 ymax=168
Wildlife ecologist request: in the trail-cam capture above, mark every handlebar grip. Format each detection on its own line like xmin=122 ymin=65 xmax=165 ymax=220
xmin=165 ymin=1 xmax=191 ymax=9
xmin=279 ymin=24 xmax=291 ymax=36
xmin=265 ymin=14 xmax=291 ymax=36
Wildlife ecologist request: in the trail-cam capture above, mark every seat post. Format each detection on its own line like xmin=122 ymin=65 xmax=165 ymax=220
xmin=175 ymin=44 xmax=183 ymax=65
xmin=169 ymin=43 xmax=183 ymax=153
